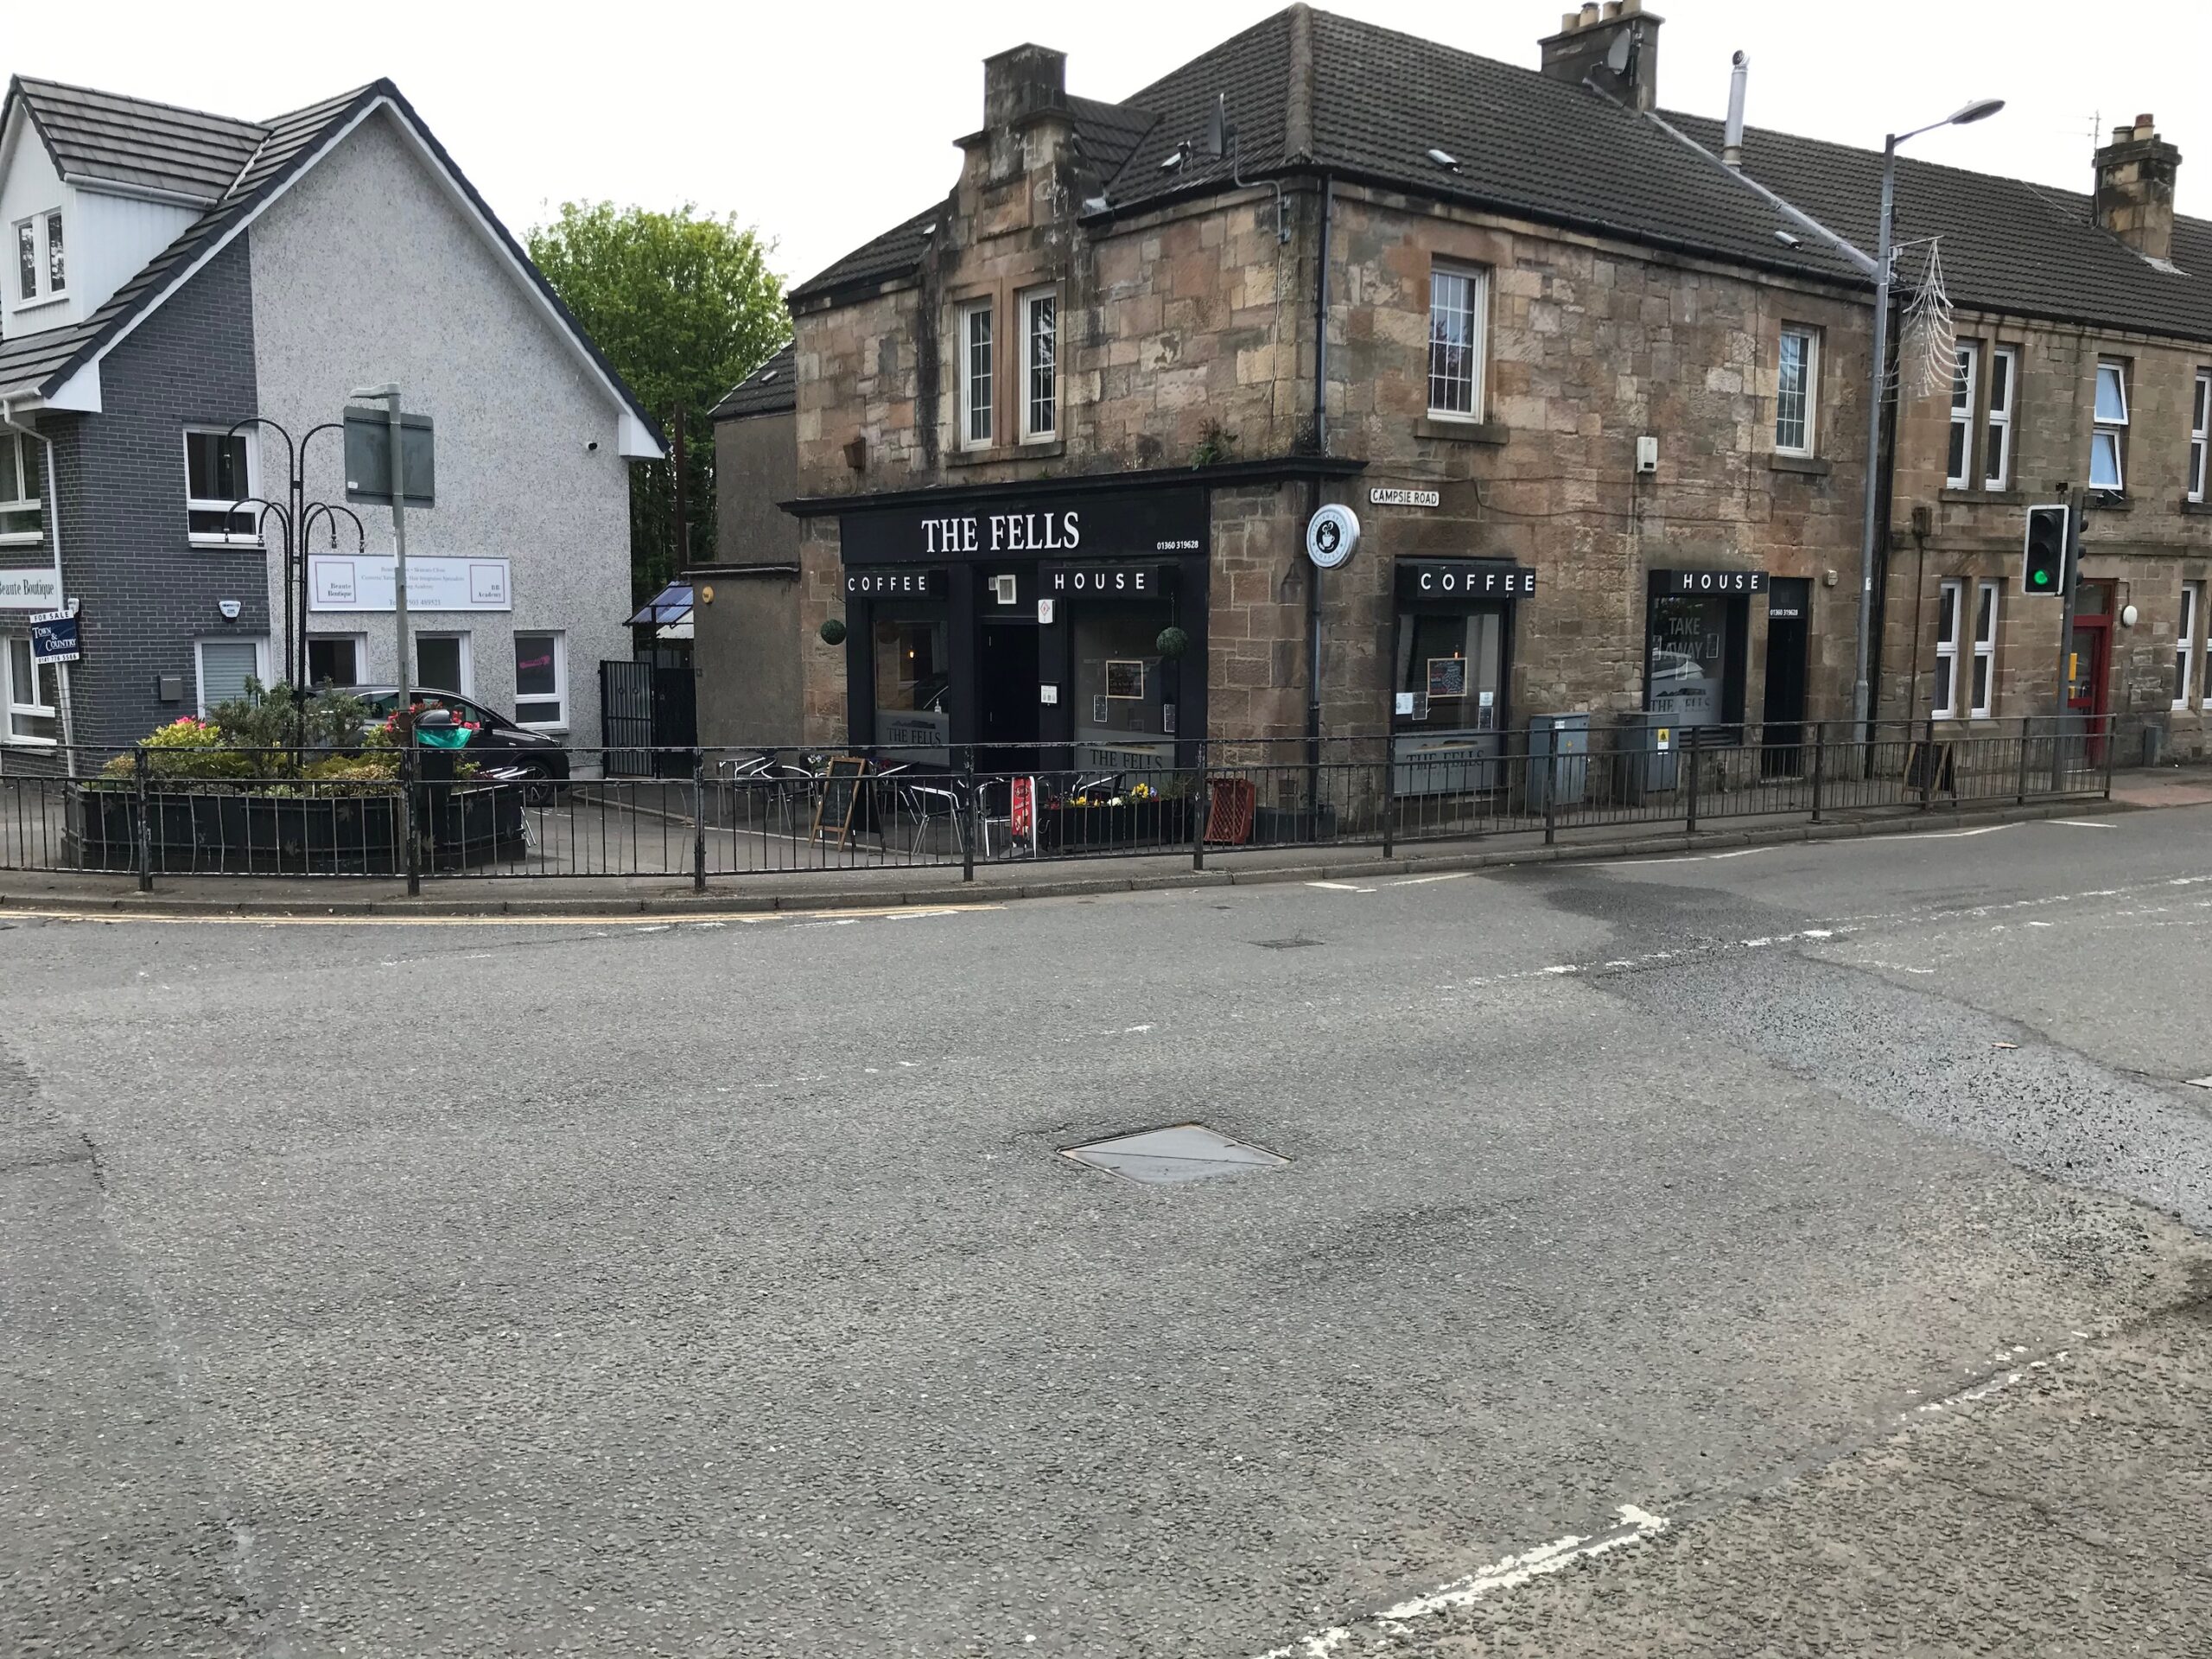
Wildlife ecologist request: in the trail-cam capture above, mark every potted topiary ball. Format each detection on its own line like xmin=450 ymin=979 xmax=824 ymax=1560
xmin=818 ymin=618 xmax=848 ymax=646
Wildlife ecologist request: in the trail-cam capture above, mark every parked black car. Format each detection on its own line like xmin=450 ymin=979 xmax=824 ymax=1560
xmin=352 ymin=687 xmax=573 ymax=787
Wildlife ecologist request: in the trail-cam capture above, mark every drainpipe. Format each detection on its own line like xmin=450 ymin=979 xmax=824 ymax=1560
xmin=1306 ymin=172 xmax=1332 ymax=781
xmin=0 ymin=397 xmax=73 ymax=761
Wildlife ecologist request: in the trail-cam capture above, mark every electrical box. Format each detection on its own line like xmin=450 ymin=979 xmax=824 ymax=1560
xmin=156 ymin=675 xmax=184 ymax=702
xmin=1635 ymin=435 xmax=1660 ymax=474
xmin=1526 ymin=713 xmax=1591 ymax=811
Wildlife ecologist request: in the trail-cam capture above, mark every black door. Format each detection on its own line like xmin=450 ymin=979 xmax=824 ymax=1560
xmin=1761 ymin=580 xmax=1810 ymax=777
xmin=976 ymin=624 xmax=1040 ymax=771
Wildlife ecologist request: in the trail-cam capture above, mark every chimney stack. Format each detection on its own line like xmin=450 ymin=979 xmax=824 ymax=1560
xmin=2093 ymin=112 xmax=2181 ymax=262
xmin=1540 ymin=0 xmax=1662 ymax=113
xmin=983 ymin=42 xmax=1068 ymax=132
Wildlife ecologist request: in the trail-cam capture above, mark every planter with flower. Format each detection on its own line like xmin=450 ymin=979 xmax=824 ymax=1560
xmin=1038 ymin=776 xmax=1192 ymax=851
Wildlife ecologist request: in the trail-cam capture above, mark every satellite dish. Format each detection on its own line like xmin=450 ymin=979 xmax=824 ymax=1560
xmin=1605 ymin=29 xmax=1635 ymax=73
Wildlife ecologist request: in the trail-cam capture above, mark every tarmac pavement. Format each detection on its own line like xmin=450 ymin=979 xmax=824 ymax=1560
xmin=3 ymin=806 xmax=2210 ymax=1655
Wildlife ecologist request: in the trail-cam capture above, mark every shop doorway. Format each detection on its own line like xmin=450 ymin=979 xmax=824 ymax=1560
xmin=976 ymin=623 xmax=1040 ymax=767
xmin=2069 ymin=582 xmax=2114 ymax=765
xmin=1760 ymin=579 xmax=1810 ymax=777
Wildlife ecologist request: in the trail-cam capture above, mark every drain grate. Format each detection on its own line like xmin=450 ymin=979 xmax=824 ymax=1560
xmin=1251 ymin=936 xmax=1324 ymax=950
xmin=1063 ymin=1123 xmax=1289 ymax=1185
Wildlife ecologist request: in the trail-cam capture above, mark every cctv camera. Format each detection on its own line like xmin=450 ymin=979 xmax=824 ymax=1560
xmin=586 ymin=438 xmax=601 ymax=453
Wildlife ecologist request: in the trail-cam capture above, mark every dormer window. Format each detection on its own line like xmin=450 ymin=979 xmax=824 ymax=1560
xmin=14 ymin=210 xmax=65 ymax=304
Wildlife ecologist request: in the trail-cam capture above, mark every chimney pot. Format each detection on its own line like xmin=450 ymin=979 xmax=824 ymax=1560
xmin=1560 ymin=11 xmax=1580 ymax=30
xmin=1541 ymin=2 xmax=1663 ymax=111
xmin=1580 ymin=3 xmax=1600 ymax=26
xmin=1603 ymin=1 xmax=1623 ymax=16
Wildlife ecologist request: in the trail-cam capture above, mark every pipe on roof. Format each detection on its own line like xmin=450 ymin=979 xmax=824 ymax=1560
xmin=1723 ymin=52 xmax=1748 ymax=168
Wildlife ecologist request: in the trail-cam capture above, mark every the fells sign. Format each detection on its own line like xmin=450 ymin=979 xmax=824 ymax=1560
xmin=841 ymin=487 xmax=1206 ymax=566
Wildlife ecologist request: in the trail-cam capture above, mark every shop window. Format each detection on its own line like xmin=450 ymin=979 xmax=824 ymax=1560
xmin=1985 ymin=346 xmax=2016 ymax=489
xmin=1947 ymin=342 xmax=1979 ymax=487
xmin=874 ymin=608 xmax=950 ymax=763
xmin=183 ymin=428 xmax=257 ymax=541
xmin=1931 ymin=578 xmax=1961 ymax=719
xmin=1646 ymin=591 xmax=1745 ymax=730
xmin=0 ymin=432 xmax=41 ymax=543
xmin=959 ymin=300 xmax=994 ymax=449
xmin=1971 ymin=579 xmax=1999 ymax=719
xmin=415 ymin=632 xmax=472 ymax=696
xmin=513 ymin=631 xmax=566 ymax=728
xmin=5 ymin=634 xmax=60 ymax=744
xmin=1775 ymin=326 xmax=1818 ymax=456
xmin=1427 ymin=264 xmax=1488 ymax=419
xmin=2177 ymin=582 xmax=2202 ymax=711
xmin=2090 ymin=359 xmax=2128 ymax=493
xmin=305 ymin=633 xmax=364 ymax=689
xmin=1074 ymin=601 xmax=1175 ymax=766
xmin=1021 ymin=288 xmax=1056 ymax=442
xmin=195 ymin=637 xmax=267 ymax=715
xmin=1395 ymin=609 xmax=1503 ymax=733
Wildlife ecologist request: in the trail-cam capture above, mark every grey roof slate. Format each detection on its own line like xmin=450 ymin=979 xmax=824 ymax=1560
xmin=788 ymin=3 xmax=2212 ymax=343
xmin=10 ymin=76 xmax=266 ymax=203
xmin=0 ymin=77 xmax=662 ymax=443
xmin=709 ymin=340 xmax=796 ymax=420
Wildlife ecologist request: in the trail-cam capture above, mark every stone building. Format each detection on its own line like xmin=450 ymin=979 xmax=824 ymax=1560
xmin=719 ymin=1 xmax=2207 ymax=785
xmin=1707 ymin=111 xmax=2212 ymax=760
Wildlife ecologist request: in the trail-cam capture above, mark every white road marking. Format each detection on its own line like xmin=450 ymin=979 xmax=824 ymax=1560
xmin=1916 ymin=824 xmax=2012 ymax=839
xmin=2051 ymin=820 xmax=2115 ymax=829
xmin=1306 ymin=880 xmax=1375 ymax=893
xmin=2 ymin=903 xmax=1001 ymax=929
xmin=1391 ymin=871 xmax=1473 ymax=886
xmin=1705 ymin=847 xmax=1770 ymax=858
xmin=2186 ymin=1077 xmax=2212 ymax=1090
xmin=1255 ymin=1504 xmax=1669 ymax=1657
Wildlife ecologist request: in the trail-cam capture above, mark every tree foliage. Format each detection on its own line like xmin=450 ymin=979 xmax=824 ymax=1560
xmin=527 ymin=202 xmax=786 ymax=600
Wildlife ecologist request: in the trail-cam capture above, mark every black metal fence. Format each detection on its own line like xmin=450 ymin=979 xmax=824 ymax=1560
xmin=0 ymin=717 xmax=2117 ymax=889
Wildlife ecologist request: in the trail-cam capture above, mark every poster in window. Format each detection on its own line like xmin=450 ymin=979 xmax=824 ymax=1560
xmin=1092 ymin=694 xmax=1109 ymax=725
xmin=1427 ymin=656 xmax=1468 ymax=698
xmin=1647 ymin=594 xmax=1730 ymax=728
xmin=1105 ymin=659 xmax=1145 ymax=700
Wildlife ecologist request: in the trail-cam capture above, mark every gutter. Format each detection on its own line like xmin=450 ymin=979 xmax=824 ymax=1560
xmin=0 ymin=396 xmax=73 ymax=759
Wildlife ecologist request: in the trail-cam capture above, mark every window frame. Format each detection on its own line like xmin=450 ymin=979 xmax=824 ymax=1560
xmin=958 ymin=299 xmax=995 ymax=451
xmin=1932 ymin=576 xmax=1963 ymax=721
xmin=181 ymin=425 xmax=260 ymax=545
xmin=1425 ymin=262 xmax=1491 ymax=422
xmin=1947 ymin=341 xmax=1980 ymax=488
xmin=2090 ymin=358 xmax=2129 ymax=494
xmin=13 ymin=208 xmax=64 ymax=306
xmin=413 ymin=630 xmax=474 ymax=698
xmin=303 ymin=632 xmax=367 ymax=690
xmin=1970 ymin=578 xmax=1999 ymax=720
xmin=1775 ymin=325 xmax=1819 ymax=458
xmin=1019 ymin=286 xmax=1057 ymax=443
xmin=0 ymin=431 xmax=42 ymax=545
xmin=1984 ymin=345 xmax=2016 ymax=490
xmin=4 ymin=634 xmax=60 ymax=747
xmin=511 ymin=630 xmax=568 ymax=731
xmin=2177 ymin=582 xmax=2202 ymax=711
xmin=194 ymin=636 xmax=270 ymax=718
xmin=2190 ymin=369 xmax=2209 ymax=505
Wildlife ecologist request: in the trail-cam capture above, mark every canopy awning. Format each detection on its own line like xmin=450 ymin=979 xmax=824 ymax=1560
xmin=626 ymin=582 xmax=694 ymax=629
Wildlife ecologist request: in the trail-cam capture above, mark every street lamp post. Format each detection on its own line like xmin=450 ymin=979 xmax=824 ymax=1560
xmin=1851 ymin=98 xmax=2005 ymax=749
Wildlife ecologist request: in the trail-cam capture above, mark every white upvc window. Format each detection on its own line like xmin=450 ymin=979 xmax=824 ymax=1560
xmin=1020 ymin=288 xmax=1057 ymax=442
xmin=13 ymin=208 xmax=64 ymax=304
xmin=958 ymin=300 xmax=994 ymax=449
xmin=195 ymin=636 xmax=269 ymax=716
xmin=2190 ymin=370 xmax=2209 ymax=504
xmin=1775 ymin=325 xmax=1818 ymax=456
xmin=1932 ymin=577 xmax=1963 ymax=720
xmin=4 ymin=634 xmax=60 ymax=745
xmin=512 ymin=630 xmax=567 ymax=729
xmin=183 ymin=427 xmax=258 ymax=543
xmin=304 ymin=632 xmax=366 ymax=689
xmin=1984 ymin=346 xmax=2016 ymax=490
xmin=0 ymin=432 xmax=41 ymax=543
xmin=414 ymin=631 xmax=474 ymax=696
xmin=2090 ymin=359 xmax=2128 ymax=493
xmin=1947 ymin=342 xmax=1980 ymax=487
xmin=1970 ymin=579 xmax=1999 ymax=719
xmin=1426 ymin=264 xmax=1490 ymax=419
xmin=2177 ymin=582 xmax=2202 ymax=711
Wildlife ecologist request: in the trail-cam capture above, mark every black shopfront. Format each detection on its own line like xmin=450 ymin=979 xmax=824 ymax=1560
xmin=836 ymin=484 xmax=1209 ymax=770
xmin=1390 ymin=557 xmax=1535 ymax=794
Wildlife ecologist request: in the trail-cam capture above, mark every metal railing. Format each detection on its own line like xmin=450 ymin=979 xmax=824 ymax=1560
xmin=0 ymin=717 xmax=2119 ymax=888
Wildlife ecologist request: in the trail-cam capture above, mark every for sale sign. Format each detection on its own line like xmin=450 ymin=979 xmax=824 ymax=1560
xmin=29 ymin=609 xmax=79 ymax=663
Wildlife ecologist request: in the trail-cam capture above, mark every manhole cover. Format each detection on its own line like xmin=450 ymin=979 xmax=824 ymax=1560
xmin=1062 ymin=1123 xmax=1289 ymax=1185
xmin=1252 ymin=936 xmax=1324 ymax=950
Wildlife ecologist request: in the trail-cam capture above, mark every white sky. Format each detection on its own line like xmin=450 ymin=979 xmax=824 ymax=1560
xmin=5 ymin=2 xmax=2203 ymax=294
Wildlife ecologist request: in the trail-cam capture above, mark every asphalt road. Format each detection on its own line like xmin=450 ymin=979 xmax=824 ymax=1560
xmin=4 ymin=808 xmax=2210 ymax=1656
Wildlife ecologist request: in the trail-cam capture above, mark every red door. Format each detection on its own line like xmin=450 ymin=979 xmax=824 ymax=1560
xmin=2068 ymin=596 xmax=2113 ymax=764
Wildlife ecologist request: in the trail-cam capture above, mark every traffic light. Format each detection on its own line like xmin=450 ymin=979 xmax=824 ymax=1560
xmin=2023 ymin=504 xmax=2069 ymax=597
